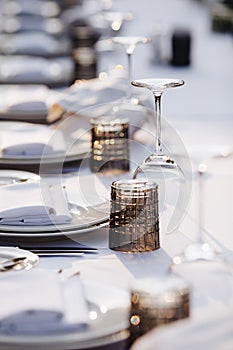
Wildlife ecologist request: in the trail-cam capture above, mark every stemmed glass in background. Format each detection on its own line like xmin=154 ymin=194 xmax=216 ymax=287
xmin=109 ymin=36 xmax=150 ymax=104
xmin=91 ymin=36 xmax=153 ymax=150
xmin=169 ymin=148 xmax=233 ymax=312
xmin=173 ymin=163 xmax=216 ymax=264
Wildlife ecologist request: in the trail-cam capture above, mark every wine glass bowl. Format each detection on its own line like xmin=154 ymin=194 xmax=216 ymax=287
xmin=132 ymin=78 xmax=184 ymax=92
xmin=110 ymin=36 xmax=150 ymax=54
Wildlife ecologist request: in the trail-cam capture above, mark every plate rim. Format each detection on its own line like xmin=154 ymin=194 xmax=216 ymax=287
xmin=0 ymin=220 xmax=109 ymax=238
xmin=0 ymin=121 xmax=90 ymax=164
xmin=0 ymin=169 xmax=40 ymax=181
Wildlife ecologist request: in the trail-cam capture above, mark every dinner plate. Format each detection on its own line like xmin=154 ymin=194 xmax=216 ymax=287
xmin=0 ymin=169 xmax=40 ymax=186
xmin=0 ymin=201 xmax=109 ymax=234
xmin=0 ymin=246 xmax=39 ymax=271
xmin=0 ymin=220 xmax=109 ymax=239
xmin=0 ymin=121 xmax=90 ymax=164
xmin=0 ymin=281 xmax=130 ymax=350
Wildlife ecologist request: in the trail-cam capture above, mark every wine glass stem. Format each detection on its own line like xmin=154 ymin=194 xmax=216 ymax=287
xmin=197 ymin=171 xmax=204 ymax=243
xmin=153 ymin=93 xmax=162 ymax=153
xmin=126 ymin=52 xmax=132 ymax=100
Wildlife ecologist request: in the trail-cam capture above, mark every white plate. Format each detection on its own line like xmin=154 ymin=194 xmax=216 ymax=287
xmin=0 ymin=169 xmax=40 ymax=186
xmin=0 ymin=121 xmax=90 ymax=164
xmin=0 ymin=281 xmax=130 ymax=350
xmin=0 ymin=170 xmax=109 ymax=238
xmin=0 ymin=201 xmax=109 ymax=234
xmin=0 ymin=220 xmax=109 ymax=239
xmin=0 ymin=246 xmax=39 ymax=270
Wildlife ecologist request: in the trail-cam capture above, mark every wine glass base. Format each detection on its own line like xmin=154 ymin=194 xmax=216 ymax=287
xmin=172 ymin=242 xmax=221 ymax=265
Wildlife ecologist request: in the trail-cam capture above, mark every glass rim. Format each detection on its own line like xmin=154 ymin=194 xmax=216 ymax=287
xmin=90 ymin=116 xmax=129 ymax=126
xmin=111 ymin=179 xmax=158 ymax=191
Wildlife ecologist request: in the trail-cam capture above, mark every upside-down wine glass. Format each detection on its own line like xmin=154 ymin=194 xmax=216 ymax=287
xmin=109 ymin=36 xmax=150 ymax=104
xmin=169 ymin=154 xmax=233 ymax=311
xmin=173 ymin=163 xmax=218 ymax=264
xmin=132 ymin=78 xmax=184 ymax=178
xmin=172 ymin=144 xmax=233 ymax=264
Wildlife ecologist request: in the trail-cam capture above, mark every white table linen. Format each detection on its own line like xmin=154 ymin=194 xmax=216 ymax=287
xmin=0 ymin=0 xmax=232 ymax=349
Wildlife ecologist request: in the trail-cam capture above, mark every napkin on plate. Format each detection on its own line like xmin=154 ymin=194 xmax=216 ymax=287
xmin=0 ymin=182 xmax=72 ymax=225
xmin=0 ymin=56 xmax=74 ymax=85
xmin=0 ymin=85 xmax=48 ymax=115
xmin=0 ymin=123 xmax=66 ymax=157
xmin=0 ymin=33 xmax=71 ymax=57
xmin=0 ymin=269 xmax=90 ymax=334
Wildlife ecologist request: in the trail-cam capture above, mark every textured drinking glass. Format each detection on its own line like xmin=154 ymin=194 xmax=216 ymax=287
xmin=129 ymin=275 xmax=190 ymax=344
xmin=90 ymin=116 xmax=130 ymax=174
xmin=109 ymin=179 xmax=160 ymax=252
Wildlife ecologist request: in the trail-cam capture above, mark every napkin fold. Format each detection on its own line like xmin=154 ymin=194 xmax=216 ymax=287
xmin=0 ymin=182 xmax=72 ymax=225
xmin=0 ymin=123 xmax=66 ymax=156
xmin=0 ymin=269 xmax=90 ymax=334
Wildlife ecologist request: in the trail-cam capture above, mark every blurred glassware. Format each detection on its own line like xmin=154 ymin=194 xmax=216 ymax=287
xmin=89 ymin=11 xmax=133 ymax=37
xmin=62 ymin=1 xmax=132 ymax=38
xmin=172 ymin=145 xmax=233 ymax=265
xmin=211 ymin=1 xmax=233 ymax=34
xmin=128 ymin=274 xmax=190 ymax=346
xmin=69 ymin=19 xmax=100 ymax=81
xmin=94 ymin=37 xmax=153 ymax=147
xmin=90 ymin=116 xmax=130 ymax=174
xmin=108 ymin=36 xmax=150 ymax=104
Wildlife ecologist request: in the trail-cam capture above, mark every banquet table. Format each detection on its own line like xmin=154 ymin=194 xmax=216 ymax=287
xmin=0 ymin=0 xmax=233 ymax=350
